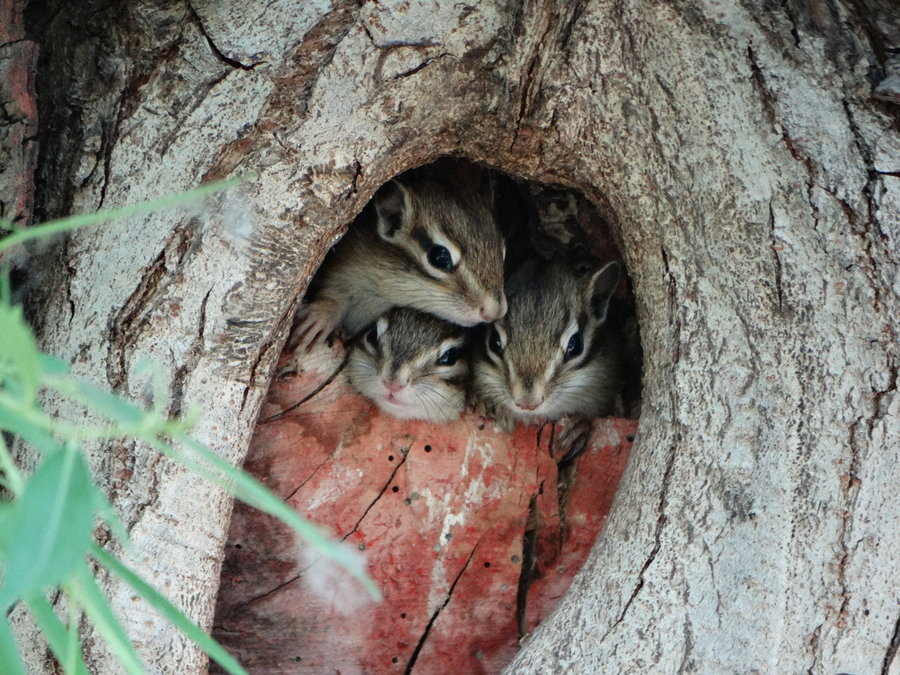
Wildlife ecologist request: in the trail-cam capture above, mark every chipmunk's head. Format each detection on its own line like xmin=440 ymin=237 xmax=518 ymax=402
xmin=347 ymin=308 xmax=469 ymax=423
xmin=373 ymin=178 xmax=506 ymax=326
xmin=474 ymin=260 xmax=621 ymax=424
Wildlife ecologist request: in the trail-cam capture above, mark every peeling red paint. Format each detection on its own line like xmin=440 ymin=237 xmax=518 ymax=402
xmin=214 ymin=344 xmax=635 ymax=673
xmin=1 ymin=0 xmax=38 ymax=226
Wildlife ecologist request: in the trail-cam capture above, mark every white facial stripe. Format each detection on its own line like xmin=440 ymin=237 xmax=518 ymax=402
xmin=397 ymin=363 xmax=413 ymax=384
xmin=494 ymin=323 xmax=507 ymax=347
xmin=440 ymin=337 xmax=466 ymax=353
xmin=542 ymin=353 xmax=561 ymax=391
xmin=559 ymin=318 xmax=580 ymax=352
xmin=376 ymin=316 xmax=389 ymax=340
xmin=455 ymin=264 xmax=481 ymax=295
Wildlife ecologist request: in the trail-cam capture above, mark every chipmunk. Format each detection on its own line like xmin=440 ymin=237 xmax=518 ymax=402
xmin=346 ymin=307 xmax=469 ymax=423
xmin=291 ymin=174 xmax=507 ymax=350
xmin=472 ymin=259 xmax=621 ymax=430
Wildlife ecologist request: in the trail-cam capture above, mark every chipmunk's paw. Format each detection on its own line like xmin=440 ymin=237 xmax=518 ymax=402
xmin=288 ymin=300 xmax=340 ymax=352
xmin=551 ymin=416 xmax=592 ymax=464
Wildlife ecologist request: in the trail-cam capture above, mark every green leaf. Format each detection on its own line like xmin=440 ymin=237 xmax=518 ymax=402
xmin=0 ymin=304 xmax=39 ymax=400
xmin=0 ymin=617 xmax=26 ymax=675
xmin=36 ymin=354 xmax=72 ymax=377
xmin=0 ymin=501 xmax=15 ymax=550
xmin=0 ymin=448 xmax=96 ymax=610
xmin=0 ymin=403 xmax=61 ymax=456
xmin=0 ymin=267 xmax=11 ymax=307
xmin=68 ymin=566 xmax=144 ymax=675
xmin=58 ymin=378 xmax=145 ymax=428
xmin=25 ymin=595 xmax=90 ymax=675
xmin=91 ymin=545 xmax=247 ymax=675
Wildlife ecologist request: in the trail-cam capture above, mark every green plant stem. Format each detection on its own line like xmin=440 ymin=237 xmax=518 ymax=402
xmin=67 ymin=567 xmax=144 ymax=675
xmin=0 ymin=178 xmax=243 ymax=253
xmin=24 ymin=595 xmax=89 ymax=675
xmin=91 ymin=545 xmax=248 ymax=675
xmin=0 ymin=391 xmax=175 ymax=443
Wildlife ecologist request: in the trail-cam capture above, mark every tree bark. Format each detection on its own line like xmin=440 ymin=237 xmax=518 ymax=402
xmin=14 ymin=0 xmax=899 ymax=672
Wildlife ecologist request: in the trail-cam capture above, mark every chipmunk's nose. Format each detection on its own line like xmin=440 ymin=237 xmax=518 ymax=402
xmin=383 ymin=379 xmax=406 ymax=394
xmin=515 ymin=395 xmax=542 ymax=411
xmin=479 ymin=294 xmax=507 ymax=322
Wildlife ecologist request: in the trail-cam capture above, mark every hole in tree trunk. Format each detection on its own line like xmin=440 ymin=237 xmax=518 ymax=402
xmin=212 ymin=158 xmax=642 ymax=673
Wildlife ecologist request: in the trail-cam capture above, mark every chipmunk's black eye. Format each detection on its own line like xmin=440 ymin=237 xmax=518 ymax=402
xmin=427 ymin=245 xmax=454 ymax=272
xmin=436 ymin=347 xmax=459 ymax=366
xmin=564 ymin=332 xmax=583 ymax=361
xmin=366 ymin=327 xmax=378 ymax=347
xmin=488 ymin=327 xmax=504 ymax=357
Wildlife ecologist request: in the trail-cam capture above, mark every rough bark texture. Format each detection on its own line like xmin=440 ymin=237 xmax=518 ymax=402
xmin=0 ymin=0 xmax=37 ymax=229
xmin=12 ymin=0 xmax=899 ymax=672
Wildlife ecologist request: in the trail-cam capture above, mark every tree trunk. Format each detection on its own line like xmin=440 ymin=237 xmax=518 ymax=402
xmin=14 ymin=0 xmax=899 ymax=672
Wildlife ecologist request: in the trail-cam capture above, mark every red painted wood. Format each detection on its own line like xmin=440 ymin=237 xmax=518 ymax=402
xmin=214 ymin=344 xmax=635 ymax=673
xmin=0 ymin=0 xmax=38 ymax=228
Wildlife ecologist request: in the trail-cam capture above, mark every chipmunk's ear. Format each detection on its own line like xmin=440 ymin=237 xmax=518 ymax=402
xmin=586 ymin=261 xmax=620 ymax=324
xmin=374 ymin=180 xmax=414 ymax=241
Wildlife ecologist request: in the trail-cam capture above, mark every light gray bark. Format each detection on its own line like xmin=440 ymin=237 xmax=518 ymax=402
xmin=14 ymin=0 xmax=899 ymax=672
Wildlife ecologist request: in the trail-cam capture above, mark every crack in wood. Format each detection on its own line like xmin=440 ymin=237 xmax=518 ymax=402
xmin=283 ymin=454 xmax=334 ymax=504
xmin=106 ymin=246 xmax=168 ymax=389
xmin=661 ymin=246 xmax=681 ymax=364
xmin=261 ymin=350 xmax=350 ymax=423
xmin=601 ymin=436 xmax=678 ymax=642
xmin=511 ymin=0 xmax=558 ymax=150
xmin=343 ymin=443 xmax=412 ymax=540
xmin=780 ymin=0 xmax=803 ymax=50
xmin=106 ymin=222 xmax=196 ymax=389
xmin=404 ymin=543 xmax=479 ymax=675
xmin=882 ymin=610 xmax=900 ymax=675
xmin=169 ymin=287 xmax=212 ymax=419
xmin=185 ymin=1 xmax=258 ymax=71
xmin=746 ymin=43 xmax=817 ymax=190
xmin=678 ymin=591 xmax=695 ymax=674
xmin=63 ymin=238 xmax=76 ymax=327
xmin=841 ymin=98 xmax=896 ymax=303
xmin=97 ymin=75 xmax=133 ymax=212
xmin=515 ymin=495 xmax=539 ymax=639
xmin=112 ymin=438 xmax=165 ymax=532
xmin=231 ymin=569 xmax=303 ymax=611
xmin=768 ymin=202 xmax=784 ymax=312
